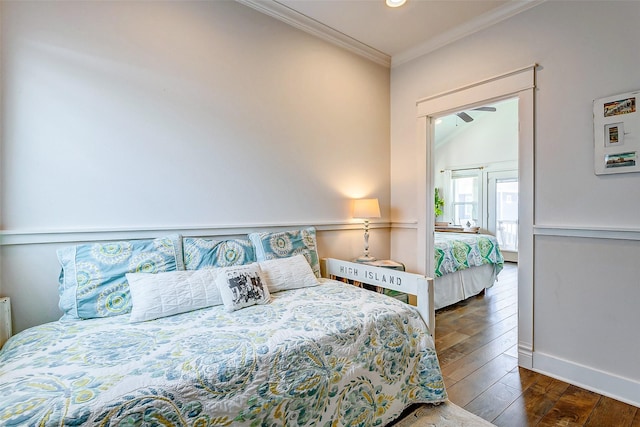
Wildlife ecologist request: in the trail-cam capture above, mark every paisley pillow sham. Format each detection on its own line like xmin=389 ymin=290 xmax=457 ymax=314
xmin=57 ymin=234 xmax=184 ymax=320
xmin=248 ymin=227 xmax=320 ymax=277
xmin=183 ymin=237 xmax=256 ymax=270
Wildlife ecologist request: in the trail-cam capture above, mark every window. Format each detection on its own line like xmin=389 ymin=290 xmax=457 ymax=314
xmin=450 ymin=170 xmax=480 ymax=226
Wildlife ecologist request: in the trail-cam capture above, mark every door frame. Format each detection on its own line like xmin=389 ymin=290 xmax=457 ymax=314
xmin=415 ymin=64 xmax=536 ymax=368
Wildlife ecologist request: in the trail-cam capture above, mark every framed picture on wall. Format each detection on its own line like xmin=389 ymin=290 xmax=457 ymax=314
xmin=594 ymin=90 xmax=640 ymax=175
xmin=604 ymin=151 xmax=636 ymax=169
xmin=604 ymin=122 xmax=624 ymax=147
xmin=604 ymin=97 xmax=636 ymax=117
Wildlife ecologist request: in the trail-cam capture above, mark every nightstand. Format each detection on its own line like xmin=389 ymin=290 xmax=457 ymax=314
xmin=358 ymin=259 xmax=405 ymax=271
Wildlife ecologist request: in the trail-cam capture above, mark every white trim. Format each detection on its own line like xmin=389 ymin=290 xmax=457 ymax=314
xmin=534 ymin=225 xmax=640 ymax=241
xmin=0 ymin=221 xmax=392 ymax=246
xmin=234 ymin=0 xmax=542 ymax=69
xmin=516 ymin=83 xmax=535 ymax=361
xmin=392 ymin=1 xmax=545 ymax=67
xmin=416 ymin=65 xmax=537 ymax=118
xmin=390 ymin=221 xmax=418 ymax=229
xmin=518 ymin=344 xmax=533 ymax=369
xmin=416 ymin=115 xmax=433 ymax=278
xmin=533 ymin=352 xmax=640 ymax=408
xmin=234 ymin=0 xmax=391 ymax=67
xmin=415 ymin=65 xmax=536 ymax=372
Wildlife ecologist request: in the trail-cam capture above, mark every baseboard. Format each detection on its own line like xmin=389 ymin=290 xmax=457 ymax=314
xmin=532 ymin=351 xmax=640 ymax=407
xmin=518 ymin=343 xmax=533 ymax=369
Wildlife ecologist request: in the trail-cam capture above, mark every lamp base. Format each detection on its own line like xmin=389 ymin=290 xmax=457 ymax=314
xmin=355 ymin=255 xmax=377 ymax=263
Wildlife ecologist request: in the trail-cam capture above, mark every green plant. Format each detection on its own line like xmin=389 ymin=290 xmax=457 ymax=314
xmin=434 ymin=188 xmax=444 ymax=218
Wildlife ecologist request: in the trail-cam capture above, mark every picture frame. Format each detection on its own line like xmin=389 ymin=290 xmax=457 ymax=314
xmin=604 ymin=122 xmax=624 ymax=147
xmin=604 ymin=97 xmax=636 ymax=117
xmin=604 ymin=151 xmax=637 ymax=169
xmin=594 ymin=90 xmax=640 ymax=175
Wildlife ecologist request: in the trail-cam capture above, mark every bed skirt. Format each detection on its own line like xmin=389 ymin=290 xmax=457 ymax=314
xmin=434 ymin=264 xmax=497 ymax=309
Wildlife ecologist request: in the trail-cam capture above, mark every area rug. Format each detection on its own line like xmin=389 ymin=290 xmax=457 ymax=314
xmin=392 ymin=401 xmax=496 ymax=426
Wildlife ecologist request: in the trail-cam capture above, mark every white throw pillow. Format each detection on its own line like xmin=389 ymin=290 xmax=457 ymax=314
xmin=126 ymin=269 xmax=221 ymax=322
xmin=258 ymin=254 xmax=319 ymax=293
xmin=216 ymin=263 xmax=271 ymax=312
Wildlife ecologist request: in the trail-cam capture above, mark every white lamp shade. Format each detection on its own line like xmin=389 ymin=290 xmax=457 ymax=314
xmin=352 ymin=198 xmax=381 ymax=219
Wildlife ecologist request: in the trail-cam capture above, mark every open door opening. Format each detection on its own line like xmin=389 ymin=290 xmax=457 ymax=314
xmin=415 ymin=65 xmax=535 ymax=368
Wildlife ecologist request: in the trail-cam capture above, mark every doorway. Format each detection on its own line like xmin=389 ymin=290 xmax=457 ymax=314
xmin=415 ymin=65 xmax=535 ymax=368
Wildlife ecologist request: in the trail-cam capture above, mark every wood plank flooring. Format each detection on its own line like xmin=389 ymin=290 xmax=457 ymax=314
xmin=434 ymin=262 xmax=640 ymax=426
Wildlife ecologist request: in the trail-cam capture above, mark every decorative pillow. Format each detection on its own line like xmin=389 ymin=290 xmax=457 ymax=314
xmin=183 ymin=237 xmax=255 ymax=270
xmin=126 ymin=270 xmax=221 ymax=323
xmin=215 ymin=264 xmax=271 ymax=312
xmin=248 ymin=227 xmax=321 ymax=277
xmin=57 ymin=234 xmax=185 ymax=320
xmin=258 ymin=254 xmax=319 ymax=293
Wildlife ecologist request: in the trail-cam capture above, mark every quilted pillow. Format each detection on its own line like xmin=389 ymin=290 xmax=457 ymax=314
xmin=57 ymin=235 xmax=185 ymax=320
xmin=248 ymin=227 xmax=321 ymax=277
xmin=126 ymin=270 xmax=221 ymax=322
xmin=258 ymin=254 xmax=319 ymax=293
xmin=183 ymin=237 xmax=255 ymax=270
xmin=216 ymin=263 xmax=271 ymax=312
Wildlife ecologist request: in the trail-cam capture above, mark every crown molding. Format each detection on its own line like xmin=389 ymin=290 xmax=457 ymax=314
xmin=235 ymin=0 xmax=391 ymax=68
xmin=236 ymin=0 xmax=543 ymax=69
xmin=392 ymin=0 xmax=546 ymax=67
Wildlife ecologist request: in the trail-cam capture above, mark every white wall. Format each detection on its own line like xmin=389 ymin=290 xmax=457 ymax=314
xmin=0 ymin=0 xmax=391 ymax=332
xmin=434 ymin=98 xmax=518 ymax=177
xmin=391 ymin=1 xmax=640 ymax=405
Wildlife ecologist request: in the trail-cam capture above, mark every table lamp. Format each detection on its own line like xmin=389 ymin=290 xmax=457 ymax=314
xmin=353 ymin=198 xmax=381 ymax=262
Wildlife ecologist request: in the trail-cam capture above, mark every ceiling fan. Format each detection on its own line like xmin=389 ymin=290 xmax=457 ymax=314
xmin=456 ymin=106 xmax=497 ymax=123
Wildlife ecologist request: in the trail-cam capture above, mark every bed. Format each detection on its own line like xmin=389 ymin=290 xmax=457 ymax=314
xmin=0 ymin=230 xmax=446 ymax=426
xmin=433 ymin=231 xmax=504 ymax=309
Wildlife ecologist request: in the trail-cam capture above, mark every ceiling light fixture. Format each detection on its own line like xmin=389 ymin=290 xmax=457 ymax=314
xmin=386 ymin=0 xmax=406 ymax=8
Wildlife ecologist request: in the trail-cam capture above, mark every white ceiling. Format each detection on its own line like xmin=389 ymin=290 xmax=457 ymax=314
xmin=239 ymin=0 xmax=544 ymax=67
xmin=435 ymin=98 xmax=518 ymax=147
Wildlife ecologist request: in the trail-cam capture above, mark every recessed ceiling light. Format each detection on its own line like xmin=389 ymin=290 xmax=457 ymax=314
xmin=386 ymin=0 xmax=406 ymax=8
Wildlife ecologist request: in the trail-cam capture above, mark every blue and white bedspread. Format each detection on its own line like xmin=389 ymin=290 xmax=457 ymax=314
xmin=0 ymin=280 xmax=446 ymax=426
xmin=434 ymin=232 xmax=504 ymax=278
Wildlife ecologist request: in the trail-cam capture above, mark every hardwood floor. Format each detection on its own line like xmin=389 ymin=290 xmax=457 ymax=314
xmin=434 ymin=262 xmax=640 ymax=426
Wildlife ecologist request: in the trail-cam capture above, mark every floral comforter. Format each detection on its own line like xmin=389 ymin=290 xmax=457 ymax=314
xmin=434 ymin=232 xmax=504 ymax=277
xmin=0 ymin=280 xmax=446 ymax=426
